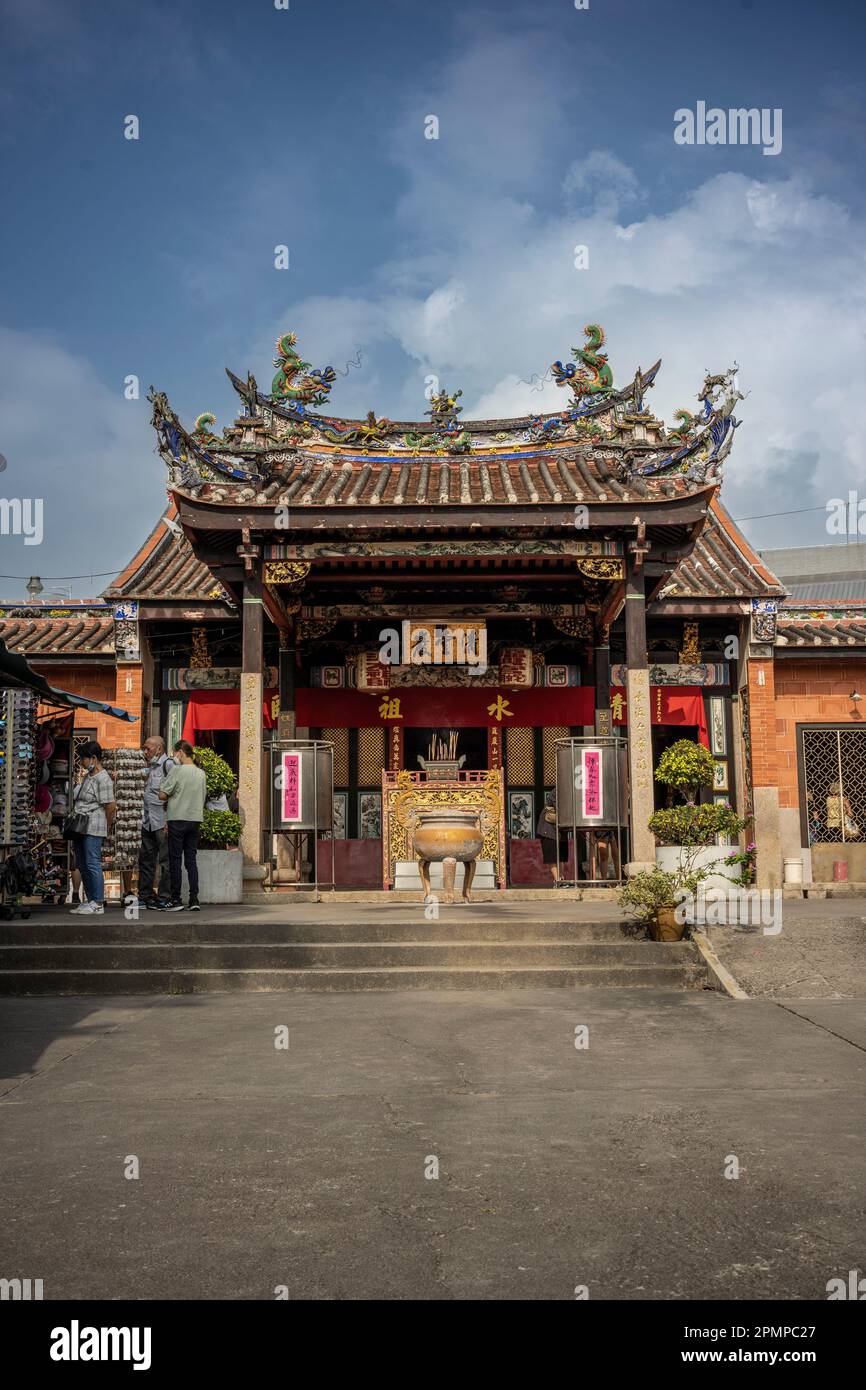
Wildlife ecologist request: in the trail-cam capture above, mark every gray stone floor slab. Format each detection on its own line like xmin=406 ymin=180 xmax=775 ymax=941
xmin=708 ymin=902 xmax=866 ymax=999
xmin=1 ymin=989 xmax=864 ymax=1300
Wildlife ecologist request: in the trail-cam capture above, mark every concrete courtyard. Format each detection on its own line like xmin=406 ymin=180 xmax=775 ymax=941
xmin=1 ymin=984 xmax=864 ymax=1300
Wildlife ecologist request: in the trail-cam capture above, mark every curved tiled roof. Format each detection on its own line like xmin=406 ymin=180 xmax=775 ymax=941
xmin=655 ymin=499 xmax=783 ymax=600
xmin=152 ymin=329 xmax=746 ymax=514
xmin=105 ymin=506 xmax=225 ymax=602
xmin=184 ymin=447 xmax=718 ymax=511
xmin=0 ymin=614 xmax=115 ymax=657
xmin=776 ymin=612 xmax=866 ymax=647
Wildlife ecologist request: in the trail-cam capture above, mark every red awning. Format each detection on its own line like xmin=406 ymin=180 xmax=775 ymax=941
xmin=182 ymin=689 xmax=278 ymax=741
xmin=611 ymin=686 xmax=710 ymax=748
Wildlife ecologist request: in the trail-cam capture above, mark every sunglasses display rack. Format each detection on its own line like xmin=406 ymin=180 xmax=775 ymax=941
xmin=0 ymin=689 xmax=38 ymax=919
xmin=1 ymin=689 xmax=37 ymax=846
xmin=32 ymin=712 xmax=75 ymax=905
xmin=101 ymin=748 xmax=148 ymax=873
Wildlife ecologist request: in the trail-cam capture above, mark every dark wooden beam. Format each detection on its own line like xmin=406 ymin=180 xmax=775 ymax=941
xmin=242 ymin=570 xmax=263 ymax=675
xmin=598 ymin=580 xmax=626 ymax=629
xmin=625 ymin=556 xmax=647 ymax=670
xmin=172 ymin=496 xmax=713 ymax=535
xmin=261 ymin=584 xmax=292 ymax=633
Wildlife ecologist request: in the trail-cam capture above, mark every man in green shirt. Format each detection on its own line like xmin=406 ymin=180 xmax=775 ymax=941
xmin=158 ymin=740 xmax=208 ymax=912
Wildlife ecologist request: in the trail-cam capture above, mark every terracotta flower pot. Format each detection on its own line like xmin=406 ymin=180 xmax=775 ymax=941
xmin=652 ymin=906 xmax=686 ymax=942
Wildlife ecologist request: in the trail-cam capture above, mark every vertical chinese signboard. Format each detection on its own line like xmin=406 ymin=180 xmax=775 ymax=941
xmin=581 ymin=747 xmax=604 ymax=820
xmin=280 ymin=751 xmax=303 ymax=824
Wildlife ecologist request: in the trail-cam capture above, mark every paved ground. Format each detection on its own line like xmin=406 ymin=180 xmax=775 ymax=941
xmin=706 ymin=897 xmax=866 ymax=999
xmin=1 ymin=988 xmax=864 ymax=1300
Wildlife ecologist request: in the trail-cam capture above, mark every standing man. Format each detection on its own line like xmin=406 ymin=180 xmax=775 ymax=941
xmin=158 ymin=741 xmax=207 ymax=912
xmin=138 ymin=735 xmax=175 ymax=909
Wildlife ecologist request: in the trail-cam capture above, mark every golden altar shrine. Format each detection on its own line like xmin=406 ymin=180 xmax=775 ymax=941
xmin=382 ymin=769 xmax=506 ymax=889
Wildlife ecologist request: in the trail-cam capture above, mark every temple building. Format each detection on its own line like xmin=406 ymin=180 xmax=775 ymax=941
xmin=142 ymin=323 xmax=777 ymax=890
xmin=4 ymin=324 xmax=863 ymax=891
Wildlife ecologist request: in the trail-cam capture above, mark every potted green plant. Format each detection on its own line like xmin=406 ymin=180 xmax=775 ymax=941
xmin=619 ymin=861 xmax=715 ymax=941
xmin=188 ymin=747 xmax=243 ymax=904
xmin=619 ymin=866 xmax=682 ymax=939
xmin=649 ymin=740 xmax=750 ymax=890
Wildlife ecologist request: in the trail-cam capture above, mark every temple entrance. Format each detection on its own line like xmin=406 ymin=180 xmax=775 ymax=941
xmin=651 ymin=725 xmax=700 ymax=810
xmin=403 ymin=726 xmax=488 ymax=773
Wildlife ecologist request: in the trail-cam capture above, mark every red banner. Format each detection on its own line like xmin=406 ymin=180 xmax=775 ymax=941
xmin=296 ymin=687 xmax=594 ymax=728
xmin=296 ymin=685 xmax=710 ymax=741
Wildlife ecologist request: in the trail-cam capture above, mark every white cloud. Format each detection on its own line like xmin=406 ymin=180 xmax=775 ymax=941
xmin=270 ymin=80 xmax=866 ymax=547
xmin=563 ymin=151 xmax=645 ymax=218
xmin=0 ymin=329 xmax=159 ymax=596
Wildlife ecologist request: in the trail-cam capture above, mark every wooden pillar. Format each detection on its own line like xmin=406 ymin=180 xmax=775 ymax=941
xmin=239 ymin=562 xmax=264 ymax=867
xmin=594 ymin=626 xmax=611 ymax=735
xmin=625 ymin=552 xmax=656 ymax=872
xmin=278 ymin=632 xmax=296 ymax=740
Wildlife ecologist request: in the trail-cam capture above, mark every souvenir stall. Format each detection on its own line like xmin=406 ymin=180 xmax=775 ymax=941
xmin=0 ymin=688 xmax=39 ymax=918
xmin=0 ymin=637 xmax=138 ymax=916
xmin=31 ymin=709 xmax=77 ymax=906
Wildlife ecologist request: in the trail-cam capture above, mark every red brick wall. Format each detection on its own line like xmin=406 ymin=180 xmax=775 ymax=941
xmin=31 ymin=662 xmax=144 ymax=750
xmin=773 ymin=659 xmax=866 ymax=811
xmin=747 ymin=659 xmax=778 ymax=788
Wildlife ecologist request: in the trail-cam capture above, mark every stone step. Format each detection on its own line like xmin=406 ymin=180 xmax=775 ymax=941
xmin=0 ymin=962 xmax=707 ymax=994
xmin=0 ymin=940 xmax=695 ymax=970
xmin=0 ymin=919 xmax=641 ymax=945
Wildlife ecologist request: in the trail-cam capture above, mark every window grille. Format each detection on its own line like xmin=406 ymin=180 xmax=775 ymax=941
xmin=506 ymin=727 xmax=534 ymax=785
xmin=322 ymin=728 xmax=349 ymax=784
xmin=357 ymin=727 xmax=385 ymax=785
xmin=802 ymin=726 xmax=866 ymax=844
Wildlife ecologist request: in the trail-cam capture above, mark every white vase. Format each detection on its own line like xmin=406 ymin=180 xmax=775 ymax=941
xmin=655 ymin=844 xmax=740 ymax=892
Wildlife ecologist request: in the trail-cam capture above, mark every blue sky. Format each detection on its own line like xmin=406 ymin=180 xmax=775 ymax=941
xmin=1 ymin=0 xmax=865 ymax=593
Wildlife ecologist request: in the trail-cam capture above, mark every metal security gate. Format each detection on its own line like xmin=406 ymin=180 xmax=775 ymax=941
xmin=801 ymin=726 xmax=866 ymax=844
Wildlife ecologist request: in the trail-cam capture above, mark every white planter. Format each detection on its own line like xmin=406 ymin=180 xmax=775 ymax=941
xmin=182 ymin=848 xmax=243 ymax=904
xmin=655 ymin=844 xmax=740 ymax=892
xmin=783 ymin=857 xmax=804 ymax=886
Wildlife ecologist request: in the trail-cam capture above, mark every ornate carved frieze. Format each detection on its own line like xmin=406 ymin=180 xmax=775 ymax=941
xmin=553 ymin=616 xmax=594 ymax=640
xmin=264 ymin=560 xmax=311 ymax=586
xmin=298 ymin=618 xmax=337 ymax=641
xmin=678 ymin=622 xmax=701 ymax=665
xmin=576 ymin=558 xmax=624 ymax=581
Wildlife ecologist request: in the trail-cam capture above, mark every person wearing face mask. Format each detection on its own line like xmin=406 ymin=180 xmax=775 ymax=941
xmin=69 ymin=741 xmax=116 ymax=915
xmin=137 ymin=735 xmax=175 ymax=909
